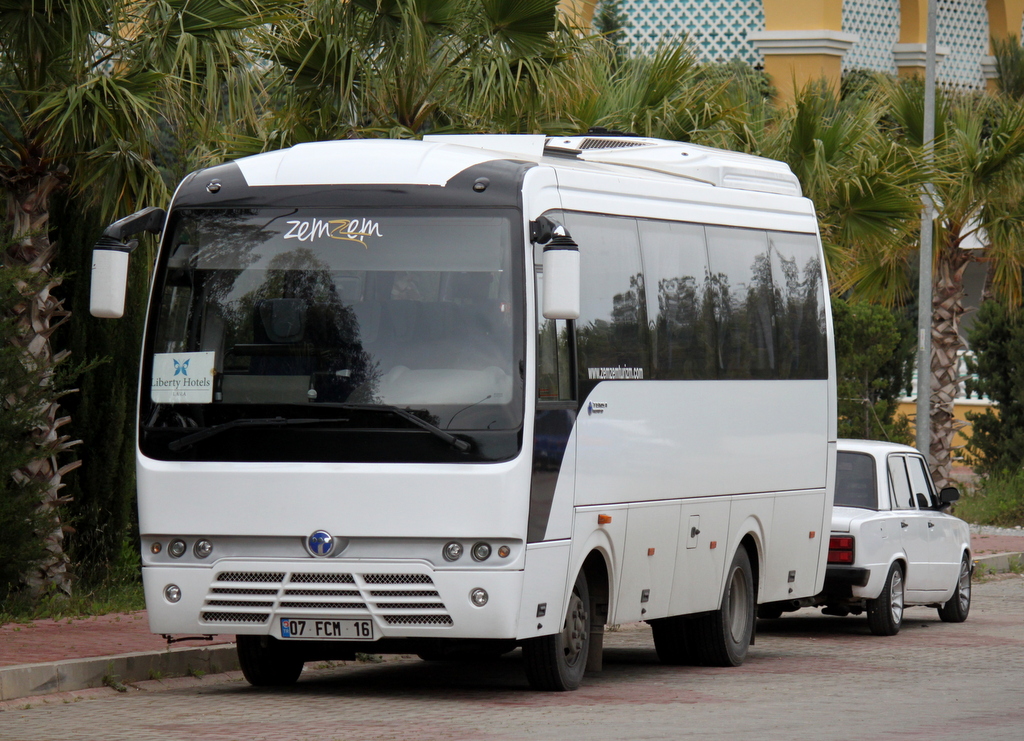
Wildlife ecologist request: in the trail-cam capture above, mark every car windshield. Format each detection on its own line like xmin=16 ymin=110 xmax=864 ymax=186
xmin=143 ymin=207 xmax=522 ymax=451
xmin=835 ymin=451 xmax=877 ymax=509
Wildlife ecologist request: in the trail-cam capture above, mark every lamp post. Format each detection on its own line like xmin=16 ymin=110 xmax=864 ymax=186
xmin=915 ymin=0 xmax=938 ymax=459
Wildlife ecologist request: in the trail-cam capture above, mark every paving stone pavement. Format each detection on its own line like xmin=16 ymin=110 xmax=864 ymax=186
xmin=1 ymin=575 xmax=1022 ymax=741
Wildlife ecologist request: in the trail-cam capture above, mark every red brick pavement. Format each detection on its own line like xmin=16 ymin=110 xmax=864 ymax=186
xmin=0 ymin=612 xmax=230 ymax=667
xmin=0 ymin=531 xmax=1019 ymax=669
xmin=970 ymin=532 xmax=1024 ymax=555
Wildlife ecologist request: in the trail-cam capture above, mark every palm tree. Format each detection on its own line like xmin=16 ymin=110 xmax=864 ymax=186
xmin=701 ymin=80 xmax=925 ymax=296
xmin=0 ymin=0 xmax=283 ymax=596
xmin=227 ymin=0 xmax=573 ymax=153
xmin=545 ymin=42 xmax=733 ymax=140
xmin=892 ymin=88 xmax=1024 ymax=487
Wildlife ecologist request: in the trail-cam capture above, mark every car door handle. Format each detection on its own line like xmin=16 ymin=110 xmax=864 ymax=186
xmin=928 ymin=522 xmax=935 ymax=528
xmin=900 ymin=521 xmax=909 ymax=528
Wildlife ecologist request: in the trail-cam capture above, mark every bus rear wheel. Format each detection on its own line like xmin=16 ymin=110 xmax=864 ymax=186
xmin=650 ymin=614 xmax=694 ymax=665
xmin=523 ymin=570 xmax=591 ymax=691
xmin=236 ymin=635 xmax=305 ymax=687
xmin=689 ymin=547 xmax=754 ymax=667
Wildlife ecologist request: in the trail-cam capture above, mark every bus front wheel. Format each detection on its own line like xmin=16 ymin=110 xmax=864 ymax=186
xmin=522 ymin=570 xmax=591 ymax=691
xmin=236 ymin=635 xmax=305 ymax=687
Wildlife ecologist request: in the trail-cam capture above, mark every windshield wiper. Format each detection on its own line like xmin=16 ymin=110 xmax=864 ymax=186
xmin=316 ymin=403 xmax=471 ymax=453
xmin=167 ymin=417 xmax=347 ymax=451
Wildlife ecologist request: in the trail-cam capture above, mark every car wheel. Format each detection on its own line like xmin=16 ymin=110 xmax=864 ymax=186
xmin=937 ymin=554 xmax=972 ymax=623
xmin=236 ymin=635 xmax=305 ymax=686
xmin=866 ymin=561 xmax=904 ymax=636
xmin=522 ymin=570 xmax=591 ymax=691
xmin=689 ymin=548 xmax=755 ymax=666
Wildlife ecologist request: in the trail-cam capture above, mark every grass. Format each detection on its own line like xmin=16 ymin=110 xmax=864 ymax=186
xmin=0 ymin=577 xmax=145 ymax=626
xmin=953 ymin=470 xmax=1024 ymax=527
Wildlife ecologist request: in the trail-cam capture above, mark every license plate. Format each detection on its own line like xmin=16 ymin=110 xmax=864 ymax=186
xmin=279 ymin=618 xmax=374 ymax=640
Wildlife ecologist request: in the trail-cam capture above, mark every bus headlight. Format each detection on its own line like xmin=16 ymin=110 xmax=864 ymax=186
xmin=471 ymin=542 xmax=491 ymax=561
xmin=443 ymin=542 xmax=463 ymax=561
xmin=193 ymin=539 xmax=214 ymax=559
xmin=168 ymin=539 xmax=186 ymax=558
xmin=470 ymin=588 xmax=488 ymax=607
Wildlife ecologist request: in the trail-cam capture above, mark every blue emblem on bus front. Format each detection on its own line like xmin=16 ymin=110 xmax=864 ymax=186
xmin=307 ymin=530 xmax=334 ymax=557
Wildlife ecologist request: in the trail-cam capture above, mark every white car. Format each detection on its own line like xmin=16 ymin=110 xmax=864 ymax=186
xmin=759 ymin=439 xmax=972 ymax=635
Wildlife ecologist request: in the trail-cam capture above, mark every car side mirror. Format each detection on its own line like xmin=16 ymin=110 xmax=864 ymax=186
xmin=939 ymin=486 xmax=960 ymax=505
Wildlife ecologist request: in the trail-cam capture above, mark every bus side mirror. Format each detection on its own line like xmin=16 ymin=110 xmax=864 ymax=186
xmin=90 ymin=207 xmax=166 ymax=318
xmin=538 ymin=230 xmax=580 ymax=320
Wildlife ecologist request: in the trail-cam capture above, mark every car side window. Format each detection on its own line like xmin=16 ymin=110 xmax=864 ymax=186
xmin=888 ymin=455 xmax=916 ymax=510
xmin=906 ymin=455 xmax=936 ymax=509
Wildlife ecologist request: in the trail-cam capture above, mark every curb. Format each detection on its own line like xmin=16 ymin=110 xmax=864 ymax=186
xmin=0 ymin=643 xmax=238 ymax=702
xmin=973 ymin=551 xmax=1024 ymax=574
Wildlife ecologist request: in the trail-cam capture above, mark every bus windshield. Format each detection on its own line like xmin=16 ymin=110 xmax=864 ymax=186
xmin=141 ymin=207 xmax=523 ymax=462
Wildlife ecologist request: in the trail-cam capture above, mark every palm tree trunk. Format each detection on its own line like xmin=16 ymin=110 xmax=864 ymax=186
xmin=927 ymin=243 xmax=972 ymax=490
xmin=4 ymin=165 xmax=77 ymax=598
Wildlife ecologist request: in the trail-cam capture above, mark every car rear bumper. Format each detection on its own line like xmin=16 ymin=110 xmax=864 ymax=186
xmin=824 ymin=565 xmax=870 ymax=588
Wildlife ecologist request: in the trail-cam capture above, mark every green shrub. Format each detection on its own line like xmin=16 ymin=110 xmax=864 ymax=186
xmin=953 ymin=470 xmax=1024 ymax=527
xmin=964 ymin=300 xmax=1024 ymax=475
xmin=832 ymin=297 xmax=915 ymax=443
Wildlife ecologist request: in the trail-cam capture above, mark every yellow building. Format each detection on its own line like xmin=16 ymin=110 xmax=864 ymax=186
xmin=563 ymin=0 xmax=1024 ymax=101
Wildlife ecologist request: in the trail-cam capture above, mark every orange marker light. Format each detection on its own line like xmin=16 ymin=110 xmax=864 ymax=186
xmin=647 ymin=548 xmax=656 ymax=556
xmin=709 ymin=541 xmax=718 ymax=549
xmin=598 ymin=514 xmax=612 ymax=525
xmin=809 ymin=531 xmax=816 ymax=538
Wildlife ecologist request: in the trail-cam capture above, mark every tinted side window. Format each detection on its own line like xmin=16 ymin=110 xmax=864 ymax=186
xmin=769 ymin=232 xmax=827 ymax=380
xmin=835 ymin=451 xmax=877 ymax=509
xmin=706 ymin=226 xmax=775 ymax=380
xmin=638 ymin=220 xmax=714 ymax=380
xmin=568 ymin=213 xmax=649 ymax=398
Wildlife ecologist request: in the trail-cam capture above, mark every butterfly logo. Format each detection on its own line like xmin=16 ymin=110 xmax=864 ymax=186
xmin=173 ymin=358 xmax=190 ymax=377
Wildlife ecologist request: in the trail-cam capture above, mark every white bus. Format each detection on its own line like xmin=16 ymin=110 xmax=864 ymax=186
xmin=91 ymin=134 xmax=836 ymax=691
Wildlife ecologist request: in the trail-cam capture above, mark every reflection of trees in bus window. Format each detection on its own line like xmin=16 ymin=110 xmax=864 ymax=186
xmin=768 ymin=232 xmax=827 ymax=380
xmin=706 ymin=226 xmax=775 ymax=380
xmin=568 ymin=213 xmax=649 ymax=396
xmin=638 ymin=220 xmax=714 ymax=380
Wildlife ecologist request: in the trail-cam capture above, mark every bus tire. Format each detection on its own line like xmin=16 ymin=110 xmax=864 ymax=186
xmin=650 ymin=615 xmax=693 ymax=665
xmin=236 ymin=635 xmax=305 ymax=687
xmin=523 ymin=570 xmax=591 ymax=691
xmin=689 ymin=547 xmax=754 ymax=667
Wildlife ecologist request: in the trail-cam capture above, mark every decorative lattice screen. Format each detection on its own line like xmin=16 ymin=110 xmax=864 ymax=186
xmin=620 ymin=0 xmax=766 ymax=65
xmin=842 ymin=0 xmax=900 ymax=74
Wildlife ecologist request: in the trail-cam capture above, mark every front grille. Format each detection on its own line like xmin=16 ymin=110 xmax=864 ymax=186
xmin=201 ymin=611 xmax=269 ymax=623
xmin=199 ymin=569 xmax=452 ymax=628
xmin=216 ymin=572 xmax=284 ymax=583
xmin=284 ymin=589 xmax=361 ymax=597
xmin=363 ymin=574 xmax=433 ymax=585
xmin=211 ymin=587 xmax=277 ymax=595
xmin=384 ymin=615 xmax=454 ymax=626
xmin=206 ymin=599 xmax=274 ymax=608
xmin=290 ymin=573 xmax=356 ymax=584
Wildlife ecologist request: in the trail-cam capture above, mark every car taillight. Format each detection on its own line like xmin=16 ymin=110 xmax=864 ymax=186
xmin=828 ymin=535 xmax=855 ymax=564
